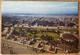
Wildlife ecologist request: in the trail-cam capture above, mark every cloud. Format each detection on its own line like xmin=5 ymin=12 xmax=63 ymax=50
xmin=2 ymin=1 xmax=78 ymax=14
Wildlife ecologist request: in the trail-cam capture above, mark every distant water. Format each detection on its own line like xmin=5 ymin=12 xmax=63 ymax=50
xmin=2 ymin=13 xmax=78 ymax=16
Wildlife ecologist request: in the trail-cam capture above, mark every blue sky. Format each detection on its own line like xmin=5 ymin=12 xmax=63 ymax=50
xmin=2 ymin=1 xmax=78 ymax=15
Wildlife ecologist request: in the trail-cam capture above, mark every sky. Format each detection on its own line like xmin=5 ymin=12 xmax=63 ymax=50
xmin=2 ymin=1 xmax=78 ymax=15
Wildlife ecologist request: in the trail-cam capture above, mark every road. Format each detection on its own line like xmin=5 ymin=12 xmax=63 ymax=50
xmin=1 ymin=38 xmax=50 ymax=54
xmin=1 ymin=38 xmax=38 ymax=54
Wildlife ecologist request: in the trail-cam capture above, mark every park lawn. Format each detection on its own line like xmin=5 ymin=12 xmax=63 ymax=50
xmin=46 ymin=32 xmax=60 ymax=41
xmin=15 ymin=27 xmax=60 ymax=41
xmin=33 ymin=26 xmax=48 ymax=30
xmin=31 ymin=32 xmax=60 ymax=41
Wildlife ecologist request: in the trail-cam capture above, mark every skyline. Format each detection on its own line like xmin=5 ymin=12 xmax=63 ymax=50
xmin=2 ymin=1 xmax=78 ymax=15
